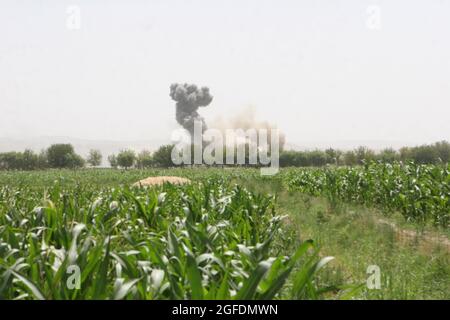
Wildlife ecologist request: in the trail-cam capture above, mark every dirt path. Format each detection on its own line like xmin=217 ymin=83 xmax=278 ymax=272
xmin=376 ymin=218 xmax=450 ymax=254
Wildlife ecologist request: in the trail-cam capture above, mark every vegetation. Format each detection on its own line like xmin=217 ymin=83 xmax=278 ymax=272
xmin=0 ymin=149 xmax=47 ymax=171
xmin=284 ymin=162 xmax=449 ymax=227
xmin=0 ymin=168 xmax=448 ymax=300
xmin=116 ymin=150 xmax=136 ymax=169
xmin=136 ymin=150 xmax=154 ymax=169
xmin=246 ymin=182 xmax=450 ymax=300
xmin=151 ymin=145 xmax=176 ymax=168
xmin=0 ymin=140 xmax=448 ymax=171
xmin=46 ymin=144 xmax=85 ymax=169
xmin=0 ymin=138 xmax=448 ymax=300
xmin=280 ymin=141 xmax=450 ymax=167
xmin=0 ymin=145 xmax=84 ymax=171
xmin=108 ymin=155 xmax=118 ymax=169
xmin=87 ymin=149 xmax=102 ymax=167
xmin=0 ymin=170 xmax=335 ymax=300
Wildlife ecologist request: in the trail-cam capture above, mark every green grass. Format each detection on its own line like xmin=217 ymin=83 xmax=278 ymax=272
xmin=239 ymin=177 xmax=450 ymax=299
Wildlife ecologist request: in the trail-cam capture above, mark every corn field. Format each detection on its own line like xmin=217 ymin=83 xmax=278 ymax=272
xmin=0 ymin=163 xmax=448 ymax=300
xmin=284 ymin=162 xmax=450 ymax=228
xmin=0 ymin=175 xmax=334 ymax=300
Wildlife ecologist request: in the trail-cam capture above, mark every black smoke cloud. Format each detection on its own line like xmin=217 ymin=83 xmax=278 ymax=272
xmin=169 ymin=83 xmax=213 ymax=136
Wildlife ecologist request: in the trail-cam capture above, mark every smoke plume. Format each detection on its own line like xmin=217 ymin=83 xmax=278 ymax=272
xmin=211 ymin=106 xmax=286 ymax=151
xmin=169 ymin=83 xmax=213 ymax=136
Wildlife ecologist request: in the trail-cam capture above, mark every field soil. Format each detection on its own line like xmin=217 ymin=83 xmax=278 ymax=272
xmin=376 ymin=218 xmax=450 ymax=254
xmin=132 ymin=176 xmax=191 ymax=187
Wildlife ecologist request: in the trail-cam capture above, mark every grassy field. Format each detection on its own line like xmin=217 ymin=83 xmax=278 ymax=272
xmin=0 ymin=167 xmax=449 ymax=299
xmin=240 ymin=177 xmax=450 ymax=299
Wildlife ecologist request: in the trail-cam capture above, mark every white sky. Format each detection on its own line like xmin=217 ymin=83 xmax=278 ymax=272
xmin=0 ymin=0 xmax=449 ymax=148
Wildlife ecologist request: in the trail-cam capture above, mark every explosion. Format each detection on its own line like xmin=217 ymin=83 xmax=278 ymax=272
xmin=169 ymin=83 xmax=213 ymax=137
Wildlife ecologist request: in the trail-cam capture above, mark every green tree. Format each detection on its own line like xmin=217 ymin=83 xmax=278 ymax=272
xmin=294 ymin=151 xmax=309 ymax=167
xmin=0 ymin=152 xmax=22 ymax=170
xmin=279 ymin=151 xmax=297 ymax=167
xmin=47 ymin=144 xmax=84 ymax=168
xmin=399 ymin=147 xmax=411 ymax=162
xmin=108 ymin=154 xmax=118 ymax=168
xmin=37 ymin=149 xmax=48 ymax=169
xmin=343 ymin=150 xmax=357 ymax=166
xmin=116 ymin=150 xmax=136 ymax=169
xmin=433 ymin=140 xmax=450 ymax=163
xmin=410 ymin=145 xmax=439 ymax=164
xmin=22 ymin=149 xmax=38 ymax=170
xmin=136 ymin=150 xmax=153 ymax=169
xmin=0 ymin=150 xmax=39 ymax=170
xmin=87 ymin=149 xmax=102 ymax=167
xmin=377 ymin=148 xmax=399 ymax=163
xmin=152 ymin=145 xmax=175 ymax=167
xmin=355 ymin=146 xmax=375 ymax=164
xmin=308 ymin=150 xmax=328 ymax=167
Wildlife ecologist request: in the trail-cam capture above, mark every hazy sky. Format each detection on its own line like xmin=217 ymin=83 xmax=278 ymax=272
xmin=0 ymin=0 xmax=449 ymax=148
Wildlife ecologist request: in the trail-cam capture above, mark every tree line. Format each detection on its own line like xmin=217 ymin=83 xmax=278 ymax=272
xmin=280 ymin=140 xmax=450 ymax=167
xmin=0 ymin=144 xmax=95 ymax=170
xmin=0 ymin=144 xmax=175 ymax=170
xmin=0 ymin=141 xmax=449 ymax=170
